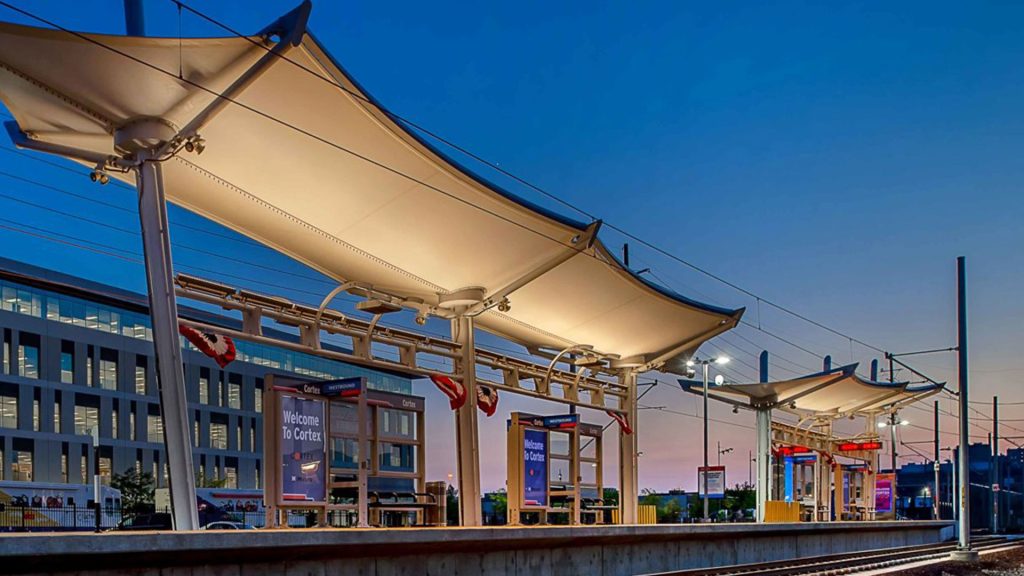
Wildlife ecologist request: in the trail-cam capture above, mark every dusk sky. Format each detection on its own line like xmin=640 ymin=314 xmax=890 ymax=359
xmin=0 ymin=0 xmax=1020 ymax=492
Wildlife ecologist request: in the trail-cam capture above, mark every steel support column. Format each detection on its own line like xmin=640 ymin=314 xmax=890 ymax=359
xmin=618 ymin=370 xmax=638 ymax=523
xmin=135 ymin=155 xmax=198 ymax=530
xmin=452 ymin=315 xmax=481 ymax=527
xmin=755 ymin=408 xmax=771 ymax=523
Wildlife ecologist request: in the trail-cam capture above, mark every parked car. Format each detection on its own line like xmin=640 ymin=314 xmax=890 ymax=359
xmin=202 ymin=521 xmax=255 ymax=530
xmin=116 ymin=512 xmax=172 ymax=531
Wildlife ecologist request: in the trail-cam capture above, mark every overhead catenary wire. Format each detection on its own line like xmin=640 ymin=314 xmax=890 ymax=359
xmin=37 ymin=0 xmax=890 ymax=363
xmin=4 ymin=2 xmax=1008 ymax=434
xmin=171 ymin=0 xmax=890 ymax=357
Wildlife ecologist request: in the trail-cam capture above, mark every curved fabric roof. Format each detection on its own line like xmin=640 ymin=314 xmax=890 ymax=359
xmin=679 ymin=363 xmax=944 ymax=418
xmin=0 ymin=4 xmax=742 ymax=374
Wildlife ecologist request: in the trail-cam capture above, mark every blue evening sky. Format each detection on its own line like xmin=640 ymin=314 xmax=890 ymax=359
xmin=0 ymin=1 xmax=1020 ymax=490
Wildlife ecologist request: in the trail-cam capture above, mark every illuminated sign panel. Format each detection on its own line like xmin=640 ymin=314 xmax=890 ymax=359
xmin=279 ymin=395 xmax=327 ymax=503
xmin=523 ymin=428 xmax=548 ymax=506
xmin=837 ymin=441 xmax=882 ymax=452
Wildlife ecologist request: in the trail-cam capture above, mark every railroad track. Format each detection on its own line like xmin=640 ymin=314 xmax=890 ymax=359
xmin=644 ymin=536 xmax=1017 ymax=576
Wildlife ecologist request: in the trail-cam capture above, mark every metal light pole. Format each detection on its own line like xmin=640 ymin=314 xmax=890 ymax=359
xmin=992 ymin=396 xmax=999 ymax=534
xmin=691 ymin=356 xmax=728 ymax=523
xmin=934 ymin=401 xmax=941 ymax=520
xmin=703 ymin=361 xmax=710 ymax=522
xmin=952 ymin=256 xmax=977 ymax=561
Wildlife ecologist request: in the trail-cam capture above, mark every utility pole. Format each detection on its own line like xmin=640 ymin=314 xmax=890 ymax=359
xmin=934 ymin=401 xmax=941 ymax=520
xmin=993 ymin=396 xmax=999 ymax=534
xmin=888 ymin=353 xmax=899 ymax=518
xmin=952 ymin=256 xmax=977 ymax=561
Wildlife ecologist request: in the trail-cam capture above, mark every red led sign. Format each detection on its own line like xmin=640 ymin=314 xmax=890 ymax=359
xmin=836 ymin=441 xmax=882 ymax=452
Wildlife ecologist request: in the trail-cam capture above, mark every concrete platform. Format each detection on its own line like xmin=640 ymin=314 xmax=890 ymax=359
xmin=0 ymin=521 xmax=954 ymax=576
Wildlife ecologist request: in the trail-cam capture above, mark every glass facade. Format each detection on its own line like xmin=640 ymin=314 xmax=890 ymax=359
xmin=60 ymin=341 xmax=74 ymax=384
xmin=0 ymin=270 xmax=414 ymax=490
xmin=74 ymin=405 xmax=98 ymax=436
xmin=18 ymin=339 xmax=39 ymax=379
xmin=0 ymin=395 xmax=16 ymax=428
xmin=99 ymin=349 xmax=117 ymax=390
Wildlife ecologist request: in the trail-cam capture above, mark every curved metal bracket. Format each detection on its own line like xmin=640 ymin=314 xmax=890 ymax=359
xmin=542 ymin=344 xmax=595 ymax=393
xmin=315 ymin=281 xmax=354 ymax=327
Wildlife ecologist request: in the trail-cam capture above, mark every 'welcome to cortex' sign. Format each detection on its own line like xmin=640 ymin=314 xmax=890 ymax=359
xmin=523 ymin=428 xmax=548 ymax=507
xmin=280 ymin=395 xmax=326 ymax=503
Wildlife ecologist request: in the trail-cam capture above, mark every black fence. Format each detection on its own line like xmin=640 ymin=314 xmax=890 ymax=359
xmin=0 ymin=504 xmax=124 ymax=532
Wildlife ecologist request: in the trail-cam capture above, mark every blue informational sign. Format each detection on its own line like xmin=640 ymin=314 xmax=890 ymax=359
xmin=540 ymin=414 xmax=579 ymax=429
xmin=297 ymin=377 xmax=363 ymax=398
xmin=318 ymin=377 xmax=363 ymax=398
xmin=279 ymin=395 xmax=327 ymax=503
xmin=523 ymin=428 xmax=548 ymax=507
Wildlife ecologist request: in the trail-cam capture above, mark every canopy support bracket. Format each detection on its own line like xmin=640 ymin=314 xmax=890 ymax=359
xmin=465 ymin=220 xmax=601 ymax=317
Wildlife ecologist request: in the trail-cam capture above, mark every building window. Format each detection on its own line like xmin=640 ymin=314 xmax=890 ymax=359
xmin=18 ymin=333 xmax=40 ymax=379
xmin=74 ymin=404 xmax=99 ymax=436
xmin=378 ymin=442 xmax=416 ymax=473
xmin=135 ymin=357 xmax=147 ymax=395
xmin=2 ymin=284 xmax=41 ymax=316
xmin=13 ymin=450 xmax=32 ymax=481
xmin=194 ymin=418 xmax=200 ymax=447
xmin=86 ymin=347 xmax=94 ymax=387
xmin=2 ymin=329 xmax=8 ymax=375
xmin=254 ymin=384 xmax=263 ymax=413
xmin=147 ymin=414 xmax=163 ymax=444
xmin=227 ymin=377 xmax=241 ymax=410
xmin=199 ymin=369 xmax=210 ymax=405
xmin=99 ymin=455 xmax=112 ymax=485
xmin=130 ymin=411 xmax=136 ymax=441
xmin=111 ymin=405 xmax=119 ymax=440
xmin=99 ymin=348 xmax=118 ymax=391
xmin=0 ymin=395 xmax=17 ymax=428
xmin=225 ymin=466 xmax=238 ymax=489
xmin=54 ymin=393 xmax=61 ymax=433
xmin=32 ymin=398 xmax=39 ymax=431
xmin=61 ymin=450 xmax=69 ymax=483
xmin=250 ymin=423 xmax=256 ymax=453
xmin=236 ymin=423 xmax=243 ymax=451
xmin=61 ymin=341 xmax=75 ymax=384
xmin=210 ymin=421 xmax=228 ymax=450
xmin=331 ymin=438 xmax=359 ymax=469
xmin=80 ymin=453 xmax=88 ymax=484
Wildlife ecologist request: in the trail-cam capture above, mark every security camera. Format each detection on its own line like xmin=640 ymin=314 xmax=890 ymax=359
xmin=497 ymin=298 xmax=511 ymax=313
xmin=414 ymin=313 xmax=427 ymax=326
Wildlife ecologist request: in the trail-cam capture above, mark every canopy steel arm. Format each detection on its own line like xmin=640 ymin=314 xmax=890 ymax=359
xmin=156 ymin=1 xmax=312 ymax=158
xmin=638 ymin=315 xmax=743 ymax=374
xmin=465 ymin=220 xmax=601 ymax=317
xmin=772 ymin=371 xmax=852 ymax=408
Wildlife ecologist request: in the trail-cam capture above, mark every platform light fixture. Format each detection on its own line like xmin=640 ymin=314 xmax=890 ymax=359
xmin=689 ymin=355 xmax=729 ymax=522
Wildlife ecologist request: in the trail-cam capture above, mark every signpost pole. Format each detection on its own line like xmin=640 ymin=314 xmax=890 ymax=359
xmin=357 ymin=388 xmax=369 ymax=528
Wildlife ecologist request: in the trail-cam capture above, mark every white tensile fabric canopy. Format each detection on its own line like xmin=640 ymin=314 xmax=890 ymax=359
xmin=0 ymin=5 xmax=742 ymax=374
xmin=680 ymin=364 xmax=944 ymax=417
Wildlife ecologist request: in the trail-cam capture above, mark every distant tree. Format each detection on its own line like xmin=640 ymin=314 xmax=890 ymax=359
xmin=490 ymin=489 xmax=508 ymax=525
xmin=111 ymin=468 xmax=155 ymax=515
xmin=602 ymin=487 xmax=619 ymax=507
xmin=195 ymin=473 xmax=228 ymax=488
xmin=446 ymin=485 xmax=460 ymax=526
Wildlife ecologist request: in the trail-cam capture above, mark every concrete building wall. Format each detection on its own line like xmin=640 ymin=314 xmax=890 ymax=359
xmin=0 ymin=521 xmax=954 ymax=576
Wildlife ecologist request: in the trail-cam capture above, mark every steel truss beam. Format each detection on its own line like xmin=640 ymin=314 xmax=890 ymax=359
xmin=175 ymin=274 xmax=629 ymax=413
